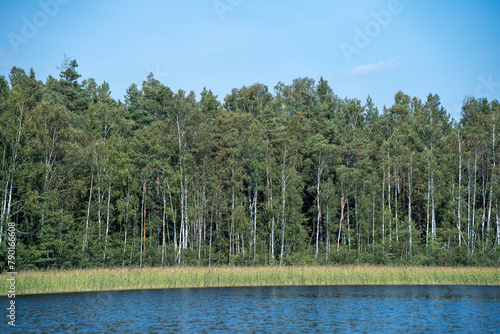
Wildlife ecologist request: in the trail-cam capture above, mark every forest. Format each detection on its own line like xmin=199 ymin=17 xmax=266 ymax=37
xmin=0 ymin=57 xmax=499 ymax=271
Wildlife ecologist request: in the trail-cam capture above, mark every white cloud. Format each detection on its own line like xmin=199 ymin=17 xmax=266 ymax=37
xmin=346 ymin=57 xmax=400 ymax=76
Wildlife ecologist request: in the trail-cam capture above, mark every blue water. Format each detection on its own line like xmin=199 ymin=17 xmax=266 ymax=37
xmin=2 ymin=285 xmax=499 ymax=333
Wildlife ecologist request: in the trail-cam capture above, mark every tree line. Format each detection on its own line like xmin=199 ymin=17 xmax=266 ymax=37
xmin=1 ymin=57 xmax=499 ymax=270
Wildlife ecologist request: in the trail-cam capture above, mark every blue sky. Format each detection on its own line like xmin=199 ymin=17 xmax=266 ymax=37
xmin=1 ymin=0 xmax=499 ymax=120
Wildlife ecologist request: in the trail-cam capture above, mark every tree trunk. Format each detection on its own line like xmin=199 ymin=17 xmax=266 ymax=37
xmin=382 ymin=164 xmax=386 ymax=246
xmin=140 ymin=178 xmax=146 ymax=267
xmin=97 ymin=168 xmax=102 ymax=237
xmin=198 ymin=197 xmax=203 ymax=265
xmin=337 ymin=188 xmax=345 ymax=252
xmin=0 ymin=179 xmax=9 ymax=245
xmin=162 ymin=189 xmax=167 ymax=266
xmin=431 ymin=171 xmax=436 ymax=243
xmin=280 ymin=147 xmax=287 ymax=266
xmin=372 ymin=187 xmax=375 ymax=254
xmin=457 ymin=134 xmax=462 ymax=247
xmin=326 ymin=196 xmax=331 ymax=260
xmin=82 ymin=172 xmax=94 ymax=255
xmin=143 ymin=180 xmax=147 ymax=254
xmin=178 ymin=173 xmax=184 ymax=264
xmin=315 ymin=158 xmax=322 ymax=258
xmin=1 ymin=103 xmax=25 ymax=248
xmin=230 ymin=181 xmax=235 ymax=265
xmin=183 ymin=175 xmax=189 ymax=250
xmin=467 ymin=158 xmax=471 ymax=252
xmin=270 ymin=217 xmax=275 ymax=264
xmin=487 ymin=117 xmax=495 ymax=246
xmin=395 ymin=171 xmax=399 ymax=242
xmin=253 ymin=187 xmax=257 ymax=261
xmin=388 ymin=165 xmax=392 ymax=242
xmin=355 ymin=193 xmax=360 ymax=255
xmin=346 ymin=198 xmax=351 ymax=250
xmin=408 ymin=158 xmax=413 ymax=256
xmin=209 ymin=211 xmax=213 ymax=268
xmin=472 ymin=147 xmax=477 ymax=254
xmin=122 ymin=185 xmax=130 ymax=267
xmin=166 ymin=181 xmax=177 ymax=260
xmin=266 ymin=143 xmax=274 ymax=264
xmin=103 ymin=172 xmax=112 ymax=264
xmin=123 ymin=229 xmax=127 ymax=267
xmin=496 ymin=200 xmax=499 ymax=247
xmin=481 ymin=171 xmax=486 ymax=248
xmin=426 ymin=169 xmax=430 ymax=248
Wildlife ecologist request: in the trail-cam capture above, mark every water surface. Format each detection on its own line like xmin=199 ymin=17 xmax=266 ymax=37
xmin=3 ymin=285 xmax=499 ymax=333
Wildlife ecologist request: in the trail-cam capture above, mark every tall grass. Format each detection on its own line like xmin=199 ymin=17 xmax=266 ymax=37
xmin=1 ymin=266 xmax=499 ymax=295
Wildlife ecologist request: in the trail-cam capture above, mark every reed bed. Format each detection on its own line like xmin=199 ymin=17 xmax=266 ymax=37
xmin=1 ymin=266 xmax=499 ymax=296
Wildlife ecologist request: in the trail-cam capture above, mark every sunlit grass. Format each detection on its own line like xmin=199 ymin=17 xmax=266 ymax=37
xmin=1 ymin=266 xmax=499 ymax=295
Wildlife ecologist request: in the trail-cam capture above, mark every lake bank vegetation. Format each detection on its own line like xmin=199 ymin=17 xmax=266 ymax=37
xmin=0 ymin=57 xmax=499 ymax=271
xmin=2 ymin=266 xmax=499 ymax=295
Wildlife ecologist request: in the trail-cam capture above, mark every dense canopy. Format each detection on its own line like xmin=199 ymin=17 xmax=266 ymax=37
xmin=1 ymin=59 xmax=499 ymax=270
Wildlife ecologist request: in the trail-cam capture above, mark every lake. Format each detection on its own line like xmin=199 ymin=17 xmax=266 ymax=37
xmin=3 ymin=285 xmax=500 ymax=333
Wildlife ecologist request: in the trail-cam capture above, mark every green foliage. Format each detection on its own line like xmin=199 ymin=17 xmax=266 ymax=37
xmin=0 ymin=61 xmax=499 ymax=271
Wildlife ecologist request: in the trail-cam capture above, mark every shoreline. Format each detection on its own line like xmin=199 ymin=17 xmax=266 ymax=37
xmin=2 ymin=265 xmax=499 ymax=296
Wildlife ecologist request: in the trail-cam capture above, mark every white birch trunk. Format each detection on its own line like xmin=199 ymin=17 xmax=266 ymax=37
xmin=253 ymin=187 xmax=257 ymax=260
xmin=326 ymin=196 xmax=330 ymax=260
xmin=388 ymin=166 xmax=392 ymax=242
xmin=280 ymin=147 xmax=287 ymax=266
xmin=487 ymin=116 xmax=495 ymax=245
xmin=431 ymin=171 xmax=436 ymax=243
xmin=496 ymin=200 xmax=499 ymax=247
xmin=372 ymin=189 xmax=375 ymax=253
xmin=337 ymin=188 xmax=345 ymax=252
xmin=426 ymin=169 xmax=430 ymax=248
xmin=230 ymin=182 xmax=235 ymax=264
xmin=408 ymin=158 xmax=413 ymax=255
xmin=382 ymin=165 xmax=385 ymax=245
xmin=457 ymin=134 xmax=462 ymax=247
xmin=82 ymin=172 xmax=94 ymax=254
xmin=315 ymin=155 xmax=323 ymax=259
xmin=395 ymin=172 xmax=399 ymax=242
xmin=472 ymin=147 xmax=477 ymax=253
xmin=103 ymin=173 xmax=112 ymax=263
xmin=97 ymin=168 xmax=102 ymax=237
xmin=270 ymin=216 xmax=275 ymax=264
xmin=346 ymin=198 xmax=351 ymax=250
xmin=467 ymin=158 xmax=471 ymax=251
xmin=162 ymin=190 xmax=167 ymax=265
xmin=481 ymin=173 xmax=486 ymax=247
